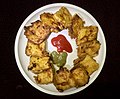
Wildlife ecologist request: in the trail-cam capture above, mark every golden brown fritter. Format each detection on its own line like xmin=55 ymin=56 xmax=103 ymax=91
xmin=68 ymin=14 xmax=85 ymax=38
xmin=85 ymin=40 xmax=101 ymax=57
xmin=54 ymin=66 xmax=89 ymax=91
xmin=54 ymin=6 xmax=72 ymax=29
xmin=87 ymin=26 xmax=98 ymax=41
xmin=77 ymin=40 xmax=101 ymax=58
xmin=54 ymin=77 xmax=75 ymax=92
xmin=40 ymin=13 xmax=61 ymax=33
xmin=54 ymin=67 xmax=70 ymax=84
xmin=80 ymin=55 xmax=99 ymax=75
xmin=71 ymin=66 xmax=89 ymax=87
xmin=25 ymin=40 xmax=47 ymax=57
xmin=76 ymin=26 xmax=98 ymax=45
xmin=28 ymin=56 xmax=51 ymax=74
xmin=53 ymin=67 xmax=76 ymax=92
xmin=24 ymin=20 xmax=51 ymax=44
xmin=34 ymin=68 xmax=53 ymax=84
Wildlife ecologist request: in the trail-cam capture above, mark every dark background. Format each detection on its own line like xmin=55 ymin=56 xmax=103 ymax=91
xmin=0 ymin=0 xmax=120 ymax=98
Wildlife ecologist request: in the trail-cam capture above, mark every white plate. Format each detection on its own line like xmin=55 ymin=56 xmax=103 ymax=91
xmin=14 ymin=3 xmax=106 ymax=96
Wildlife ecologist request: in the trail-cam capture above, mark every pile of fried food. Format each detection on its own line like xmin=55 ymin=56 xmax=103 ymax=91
xmin=24 ymin=6 xmax=101 ymax=92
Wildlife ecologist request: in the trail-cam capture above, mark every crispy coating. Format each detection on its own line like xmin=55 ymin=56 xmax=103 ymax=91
xmin=71 ymin=66 xmax=89 ymax=87
xmin=53 ymin=67 xmax=76 ymax=92
xmin=80 ymin=55 xmax=99 ymax=75
xmin=69 ymin=14 xmax=85 ymax=38
xmin=85 ymin=40 xmax=101 ymax=57
xmin=34 ymin=68 xmax=53 ymax=84
xmin=40 ymin=13 xmax=61 ymax=33
xmin=77 ymin=40 xmax=101 ymax=58
xmin=28 ymin=56 xmax=50 ymax=74
xmin=54 ymin=67 xmax=70 ymax=84
xmin=54 ymin=77 xmax=75 ymax=92
xmin=87 ymin=26 xmax=98 ymax=41
xmin=25 ymin=40 xmax=47 ymax=57
xmin=76 ymin=26 xmax=98 ymax=45
xmin=54 ymin=6 xmax=72 ymax=29
xmin=73 ymin=57 xmax=85 ymax=66
xmin=53 ymin=66 xmax=89 ymax=91
xmin=24 ymin=20 xmax=51 ymax=44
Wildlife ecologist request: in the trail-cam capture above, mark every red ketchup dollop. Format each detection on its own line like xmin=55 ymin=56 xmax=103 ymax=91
xmin=51 ymin=34 xmax=72 ymax=53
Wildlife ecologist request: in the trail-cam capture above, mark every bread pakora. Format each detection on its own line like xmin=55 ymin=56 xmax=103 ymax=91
xmin=77 ymin=40 xmax=101 ymax=58
xmin=76 ymin=26 xmax=98 ymax=45
xmin=69 ymin=14 xmax=85 ymax=38
xmin=80 ymin=55 xmax=99 ymax=75
xmin=34 ymin=68 xmax=53 ymax=84
xmin=24 ymin=20 xmax=51 ymax=44
xmin=53 ymin=6 xmax=72 ymax=29
xmin=53 ymin=67 xmax=76 ymax=92
xmin=40 ymin=13 xmax=61 ymax=33
xmin=28 ymin=56 xmax=51 ymax=74
xmin=71 ymin=66 xmax=89 ymax=87
xmin=25 ymin=40 xmax=47 ymax=57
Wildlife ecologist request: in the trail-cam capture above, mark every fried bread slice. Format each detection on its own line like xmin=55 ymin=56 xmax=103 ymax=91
xmin=68 ymin=14 xmax=85 ymax=38
xmin=40 ymin=13 xmax=61 ymax=33
xmin=34 ymin=68 xmax=53 ymax=84
xmin=53 ymin=67 xmax=76 ymax=92
xmin=80 ymin=55 xmax=99 ymax=75
xmin=24 ymin=20 xmax=50 ymax=44
xmin=25 ymin=40 xmax=47 ymax=57
xmin=28 ymin=56 xmax=50 ymax=74
xmin=76 ymin=26 xmax=98 ymax=45
xmin=53 ymin=6 xmax=72 ymax=29
xmin=77 ymin=40 xmax=101 ymax=58
xmin=71 ymin=66 xmax=89 ymax=87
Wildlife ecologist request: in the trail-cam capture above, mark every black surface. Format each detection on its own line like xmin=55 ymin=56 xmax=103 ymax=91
xmin=0 ymin=0 xmax=120 ymax=98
